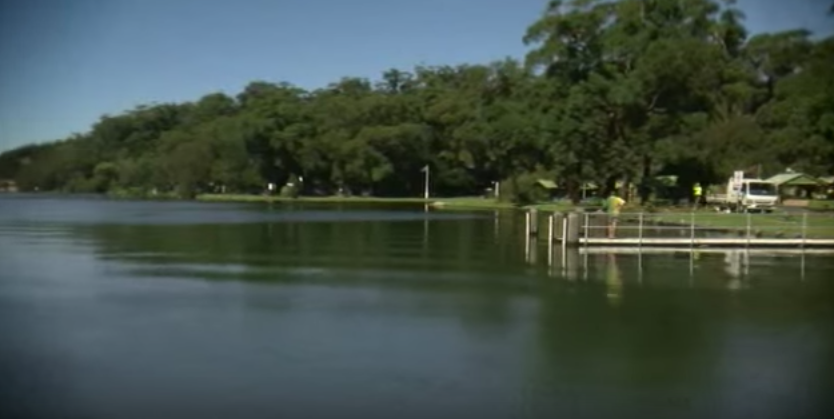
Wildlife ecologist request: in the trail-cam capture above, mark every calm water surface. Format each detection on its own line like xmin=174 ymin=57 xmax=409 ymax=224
xmin=1 ymin=194 xmax=832 ymax=419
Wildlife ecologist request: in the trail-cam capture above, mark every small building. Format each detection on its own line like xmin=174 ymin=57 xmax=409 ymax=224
xmin=548 ymin=180 xmax=636 ymax=202
xmin=534 ymin=179 xmax=559 ymax=200
xmin=765 ymin=171 xmax=825 ymax=201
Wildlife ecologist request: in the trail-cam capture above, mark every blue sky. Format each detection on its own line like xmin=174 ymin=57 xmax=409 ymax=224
xmin=1 ymin=0 xmax=831 ymax=151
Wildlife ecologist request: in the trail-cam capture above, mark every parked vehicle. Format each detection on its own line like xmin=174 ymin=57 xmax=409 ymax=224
xmin=705 ymin=171 xmax=778 ymax=212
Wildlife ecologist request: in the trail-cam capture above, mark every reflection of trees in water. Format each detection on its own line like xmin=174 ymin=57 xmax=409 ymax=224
xmin=65 ymin=212 xmax=834 ymax=416
xmin=69 ymin=213 xmax=534 ymax=333
xmin=526 ymin=251 xmax=834 ymax=416
xmin=605 ymin=254 xmax=622 ymax=306
xmin=723 ymin=251 xmax=748 ymax=291
xmin=73 ymin=208 xmax=533 ymax=279
xmin=527 ymin=277 xmax=720 ymax=414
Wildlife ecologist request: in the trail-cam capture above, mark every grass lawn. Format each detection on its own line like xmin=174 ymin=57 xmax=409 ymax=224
xmin=809 ymin=200 xmax=834 ymax=211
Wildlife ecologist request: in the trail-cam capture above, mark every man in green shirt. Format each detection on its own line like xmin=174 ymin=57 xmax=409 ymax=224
xmin=606 ymin=192 xmax=626 ymax=238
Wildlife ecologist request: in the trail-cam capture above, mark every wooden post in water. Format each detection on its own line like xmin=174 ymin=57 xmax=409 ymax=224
xmin=565 ymin=212 xmax=581 ymax=247
xmin=548 ymin=213 xmax=555 ymax=245
xmin=529 ymin=209 xmax=539 ymax=237
xmin=524 ymin=209 xmax=539 ymax=237
xmin=551 ymin=212 xmax=564 ymax=243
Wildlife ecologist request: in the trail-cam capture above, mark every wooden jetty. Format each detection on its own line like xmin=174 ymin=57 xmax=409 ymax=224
xmin=526 ymin=209 xmax=834 ymax=249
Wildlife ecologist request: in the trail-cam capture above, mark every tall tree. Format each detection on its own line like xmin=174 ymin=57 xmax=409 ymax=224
xmin=2 ymin=0 xmax=831 ymax=201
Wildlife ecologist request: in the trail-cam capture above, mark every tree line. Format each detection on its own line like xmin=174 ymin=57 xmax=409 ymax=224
xmin=1 ymin=0 xmax=832 ymax=204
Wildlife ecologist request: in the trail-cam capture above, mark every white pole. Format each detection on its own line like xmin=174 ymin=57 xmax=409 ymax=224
xmin=423 ymin=165 xmax=430 ymax=200
xmin=548 ymin=215 xmax=554 ymax=266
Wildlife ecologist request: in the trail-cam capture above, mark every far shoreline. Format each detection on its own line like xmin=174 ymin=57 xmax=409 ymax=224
xmin=3 ymin=192 xmax=834 ymax=238
xmin=194 ymin=193 xmax=578 ymax=212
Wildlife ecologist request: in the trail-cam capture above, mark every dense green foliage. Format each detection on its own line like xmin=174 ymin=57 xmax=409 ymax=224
xmin=2 ymin=0 xmax=832 ymax=203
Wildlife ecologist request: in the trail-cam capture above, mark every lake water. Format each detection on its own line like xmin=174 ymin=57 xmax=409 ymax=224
xmin=1 ymin=194 xmax=833 ymax=419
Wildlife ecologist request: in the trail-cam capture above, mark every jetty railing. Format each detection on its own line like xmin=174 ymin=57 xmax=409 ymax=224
xmin=525 ymin=209 xmax=834 ymax=249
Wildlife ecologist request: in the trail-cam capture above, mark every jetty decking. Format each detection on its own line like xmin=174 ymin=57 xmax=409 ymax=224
xmin=580 ymin=237 xmax=834 ymax=248
xmin=574 ymin=246 xmax=834 ymax=255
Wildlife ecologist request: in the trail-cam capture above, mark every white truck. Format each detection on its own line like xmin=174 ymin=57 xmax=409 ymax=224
xmin=706 ymin=170 xmax=779 ymax=213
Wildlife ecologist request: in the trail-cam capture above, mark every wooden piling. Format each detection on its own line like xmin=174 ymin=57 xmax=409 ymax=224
xmin=548 ymin=214 xmax=555 ymax=244
xmin=526 ymin=209 xmax=539 ymax=237
xmin=564 ymin=212 xmax=581 ymax=246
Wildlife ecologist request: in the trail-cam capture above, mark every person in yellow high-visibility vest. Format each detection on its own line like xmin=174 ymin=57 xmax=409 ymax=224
xmin=605 ymin=192 xmax=626 ymax=238
xmin=693 ymin=182 xmax=703 ymax=209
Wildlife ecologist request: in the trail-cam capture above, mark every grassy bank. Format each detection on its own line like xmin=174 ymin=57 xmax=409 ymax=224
xmin=108 ymin=189 xmax=180 ymax=200
xmin=198 ymin=193 xmax=429 ymax=205
xmin=197 ymin=193 xmax=511 ymax=209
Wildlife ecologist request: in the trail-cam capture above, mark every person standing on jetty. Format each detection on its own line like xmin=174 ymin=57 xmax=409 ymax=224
xmin=693 ymin=182 xmax=703 ymax=209
xmin=605 ymin=191 xmax=626 ymax=238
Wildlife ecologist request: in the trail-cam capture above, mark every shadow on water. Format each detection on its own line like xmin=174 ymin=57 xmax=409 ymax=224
xmin=1 ymin=195 xmax=833 ymax=419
